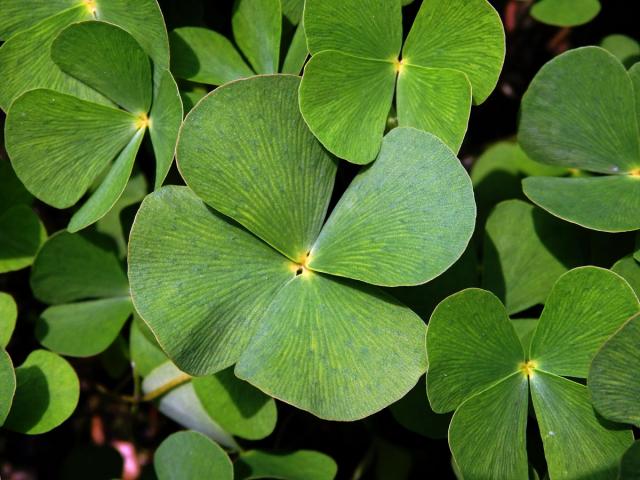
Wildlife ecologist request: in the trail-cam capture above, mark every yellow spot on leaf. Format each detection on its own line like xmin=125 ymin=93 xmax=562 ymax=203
xmin=393 ymin=58 xmax=405 ymax=74
xmin=135 ymin=113 xmax=150 ymax=130
xmin=519 ymin=360 xmax=537 ymax=378
xmin=630 ymin=168 xmax=640 ymax=178
xmin=290 ymin=252 xmax=313 ymax=278
xmin=84 ymin=0 xmax=97 ymax=15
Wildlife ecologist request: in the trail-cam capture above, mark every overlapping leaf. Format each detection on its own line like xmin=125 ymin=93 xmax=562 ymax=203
xmin=589 ymin=313 xmax=640 ymax=427
xmin=169 ymin=0 xmax=308 ymax=86
xmin=482 ymin=200 xmax=586 ymax=314
xmin=4 ymin=20 xmax=182 ymax=231
xmin=300 ymin=0 xmax=505 ymax=163
xmin=519 ymin=47 xmax=640 ymax=232
xmin=427 ymin=267 xmax=637 ymax=479
xmin=3 ymin=349 xmax=80 ymax=434
xmin=0 ymin=205 xmax=46 ymax=274
xmin=129 ymin=74 xmax=476 ymax=420
xmin=530 ymin=0 xmax=601 ymax=27
xmin=30 ymin=231 xmax=132 ymax=357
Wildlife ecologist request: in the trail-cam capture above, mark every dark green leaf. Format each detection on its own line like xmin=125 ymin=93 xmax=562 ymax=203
xmin=235 ymin=449 xmax=338 ymax=480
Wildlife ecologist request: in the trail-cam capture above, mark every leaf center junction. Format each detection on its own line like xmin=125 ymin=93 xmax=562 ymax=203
xmin=393 ymin=58 xmax=405 ymax=74
xmin=292 ymin=252 xmax=312 ymax=277
xmin=519 ymin=360 xmax=537 ymax=378
xmin=630 ymin=168 xmax=640 ymax=178
xmin=135 ymin=113 xmax=150 ymax=130
xmin=84 ymin=0 xmax=97 ymax=15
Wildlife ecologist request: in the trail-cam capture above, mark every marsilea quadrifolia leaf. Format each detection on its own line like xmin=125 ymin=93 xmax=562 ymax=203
xmin=129 ymin=74 xmax=476 ymax=420
xmin=299 ymin=0 xmax=505 ymax=163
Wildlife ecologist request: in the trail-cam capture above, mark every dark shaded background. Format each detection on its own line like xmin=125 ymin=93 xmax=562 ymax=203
xmin=0 ymin=1 xmax=637 ymax=478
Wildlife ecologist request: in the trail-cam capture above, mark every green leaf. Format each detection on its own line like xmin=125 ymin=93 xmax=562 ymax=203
xmin=519 ymin=47 xmax=639 ymax=174
xmin=154 ymin=431 xmax=233 ymax=480
xmin=68 ymin=128 xmax=145 ymax=233
xmin=303 ymin=0 xmax=402 ymax=58
xmin=91 ymin=0 xmax=170 ymax=73
xmin=178 ymin=75 xmax=336 ymax=262
xmin=426 ymin=289 xmax=523 ymax=413
xmin=281 ymin=22 xmax=308 ymax=75
xmin=530 ymin=371 xmax=632 ymax=480
xmin=600 ymin=34 xmax=640 ymax=68
xmin=232 ymin=0 xmax=281 ymax=74
xmin=448 ymin=374 xmax=529 ymax=480
xmin=0 ymin=205 xmax=47 ymax=274
xmin=129 ymin=186 xmax=293 ymax=375
xmin=299 ymin=51 xmax=397 ymax=165
xmin=612 ymin=255 xmax=640 ymax=297
xmin=142 ymin=362 xmax=237 ymax=448
xmin=235 ymin=273 xmax=427 ymax=421
xmin=0 ymin=0 xmax=78 ymax=40
xmin=0 ymin=6 xmax=100 ymax=112
xmin=482 ymin=200 xmax=586 ymax=314
xmin=235 ymin=450 xmax=338 ymax=480
xmin=531 ymin=0 xmax=601 ymax=27
xmin=620 ymin=441 xmax=640 ymax=480
xmin=0 ymin=293 xmax=17 ymax=347
xmin=6 ymin=89 xmax=138 ymax=208
xmin=192 ymin=367 xmax=277 ymax=440
xmin=402 ymin=0 xmax=505 ymax=104
xmin=0 ymin=159 xmax=32 ymax=214
xmin=300 ymin=0 xmax=504 ymax=163
xmin=523 ymin=175 xmax=640 ymax=233
xmin=169 ymin=27 xmax=253 ymax=85
xmin=149 ymin=69 xmax=183 ymax=189
xmin=35 ymin=297 xmax=133 ymax=357
xmin=530 ymin=267 xmax=640 ymax=378
xmin=4 ymin=349 xmax=80 ymax=434
xmin=0 ymin=349 xmax=15 ymax=426
xmin=31 ymin=231 xmax=129 ymax=304
xmin=0 ymin=0 xmax=170 ymax=111
xmin=309 ymin=128 xmax=475 ymax=287
xmin=588 ymin=313 xmax=640 ymax=427
xmin=396 ymin=64 xmax=471 ymax=152
xmin=51 ymin=21 xmax=152 ymax=114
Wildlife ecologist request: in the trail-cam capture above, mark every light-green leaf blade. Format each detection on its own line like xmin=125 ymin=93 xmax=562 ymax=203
xmin=530 ymin=371 xmax=632 ymax=480
xmin=128 ymin=186 xmax=294 ymax=375
xmin=68 ymin=128 xmax=144 ymax=232
xmin=396 ymin=65 xmax=471 ymax=152
xmin=236 ymin=273 xmax=427 ymax=421
xmin=299 ymin=51 xmax=397 ymax=165
xmin=531 ymin=0 xmax=601 ymax=27
xmin=402 ymin=0 xmax=505 ymax=104
xmin=6 ymin=89 xmax=137 ymax=208
xmin=303 ymin=0 xmax=402 ymax=59
xmin=449 ymin=374 xmax=529 ymax=480
xmin=309 ymin=128 xmax=476 ymax=287
xmin=178 ymin=75 xmax=336 ymax=262
xmin=530 ymin=267 xmax=640 ymax=378
xmin=426 ymin=288 xmax=524 ymax=413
